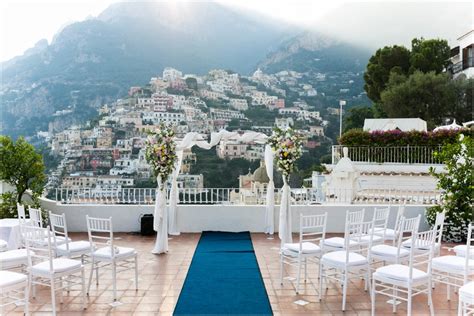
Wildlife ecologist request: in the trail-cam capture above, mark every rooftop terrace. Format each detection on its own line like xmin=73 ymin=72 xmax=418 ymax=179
xmin=3 ymin=232 xmax=461 ymax=315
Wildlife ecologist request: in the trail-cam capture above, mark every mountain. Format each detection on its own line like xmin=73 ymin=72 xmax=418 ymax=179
xmin=258 ymin=31 xmax=370 ymax=74
xmin=0 ymin=1 xmax=370 ymax=139
xmin=0 ymin=2 xmax=292 ymax=138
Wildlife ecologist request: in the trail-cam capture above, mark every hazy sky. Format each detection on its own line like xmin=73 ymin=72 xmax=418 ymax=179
xmin=0 ymin=0 xmax=472 ymax=62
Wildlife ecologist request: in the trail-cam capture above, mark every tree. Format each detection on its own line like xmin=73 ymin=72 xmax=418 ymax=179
xmin=185 ymin=77 xmax=198 ymax=90
xmin=380 ymin=71 xmax=457 ymax=128
xmin=410 ymin=38 xmax=451 ymax=74
xmin=364 ymin=45 xmax=411 ymax=102
xmin=0 ymin=136 xmax=46 ymax=203
xmin=343 ymin=106 xmax=374 ymax=132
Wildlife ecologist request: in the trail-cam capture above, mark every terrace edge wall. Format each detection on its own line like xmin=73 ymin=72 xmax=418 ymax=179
xmin=37 ymin=197 xmax=430 ymax=233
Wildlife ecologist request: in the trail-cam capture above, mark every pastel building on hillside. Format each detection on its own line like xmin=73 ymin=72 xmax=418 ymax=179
xmin=449 ymin=29 xmax=474 ymax=79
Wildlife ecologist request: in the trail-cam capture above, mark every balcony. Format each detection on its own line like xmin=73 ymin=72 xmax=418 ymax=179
xmin=331 ymin=145 xmax=443 ymax=165
xmin=448 ymin=57 xmax=474 ymax=75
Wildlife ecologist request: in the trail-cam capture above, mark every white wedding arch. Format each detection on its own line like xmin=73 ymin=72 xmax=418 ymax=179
xmin=152 ymin=130 xmax=293 ymax=254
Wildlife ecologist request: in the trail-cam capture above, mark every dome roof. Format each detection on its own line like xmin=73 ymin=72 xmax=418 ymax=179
xmin=253 ymin=160 xmax=269 ymax=183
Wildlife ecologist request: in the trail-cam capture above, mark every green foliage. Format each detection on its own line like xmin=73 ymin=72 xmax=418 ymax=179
xmin=190 ymin=147 xmax=259 ymax=188
xmin=185 ymin=77 xmax=198 ymax=90
xmin=0 ymin=136 xmax=46 ymax=203
xmin=409 ymin=38 xmax=451 ymax=74
xmin=339 ymin=129 xmax=468 ymax=147
xmin=427 ymin=134 xmax=473 ymax=242
xmin=343 ymin=106 xmax=374 ymax=132
xmin=380 ymin=71 xmax=463 ymax=128
xmin=0 ymin=192 xmax=18 ymax=219
xmin=364 ymin=45 xmax=411 ymax=102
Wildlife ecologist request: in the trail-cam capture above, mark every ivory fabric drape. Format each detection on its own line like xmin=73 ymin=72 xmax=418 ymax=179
xmin=264 ymin=144 xmax=275 ymax=235
xmin=168 ymin=150 xmax=183 ymax=236
xmin=152 ymin=178 xmax=168 ymax=254
xmin=278 ymin=177 xmax=292 ymax=246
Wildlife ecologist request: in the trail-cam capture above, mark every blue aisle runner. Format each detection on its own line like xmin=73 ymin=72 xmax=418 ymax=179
xmin=173 ymin=231 xmax=273 ymax=316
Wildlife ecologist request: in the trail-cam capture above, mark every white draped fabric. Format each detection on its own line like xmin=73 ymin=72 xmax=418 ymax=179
xmin=264 ymin=144 xmax=275 ymax=235
xmin=153 ymin=130 xmax=275 ymax=253
xmin=152 ymin=179 xmax=168 ymax=254
xmin=168 ymin=150 xmax=183 ymax=236
xmin=278 ymin=177 xmax=292 ymax=246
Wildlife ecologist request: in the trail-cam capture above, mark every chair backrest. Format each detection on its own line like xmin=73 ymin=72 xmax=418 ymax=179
xmin=22 ymin=225 xmax=55 ymax=273
xmin=17 ymin=203 xmax=26 ymax=220
xmin=49 ymin=212 xmax=70 ymax=251
xmin=347 ymin=208 xmax=365 ymax=224
xmin=372 ymin=207 xmax=390 ymax=237
xmin=408 ymin=226 xmax=437 ymax=277
xmin=29 ymin=208 xmax=43 ymax=228
xmin=344 ymin=219 xmax=373 ymax=263
xmin=86 ymin=215 xmax=115 ymax=257
xmin=299 ymin=213 xmax=327 ymax=251
xmin=433 ymin=210 xmax=446 ymax=245
xmin=393 ymin=215 xmax=420 ymax=260
xmin=393 ymin=203 xmax=406 ymax=231
xmin=463 ymin=223 xmax=474 ymax=283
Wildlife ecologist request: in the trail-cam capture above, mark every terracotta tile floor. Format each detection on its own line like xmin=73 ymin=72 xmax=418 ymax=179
xmin=3 ymin=232 xmax=463 ymax=315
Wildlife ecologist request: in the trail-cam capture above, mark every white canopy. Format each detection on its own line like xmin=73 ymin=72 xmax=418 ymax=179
xmin=433 ymin=119 xmax=463 ymax=132
xmin=363 ymin=118 xmax=427 ymax=132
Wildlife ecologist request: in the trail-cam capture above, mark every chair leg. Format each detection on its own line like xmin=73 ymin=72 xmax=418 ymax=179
xmin=447 ymin=274 xmax=451 ymax=301
xmin=87 ymin=259 xmax=95 ymax=295
xmin=134 ymin=256 xmax=139 ymax=291
xmin=81 ymin=268 xmax=86 ymax=310
xmin=24 ymin=281 xmax=30 ymax=315
xmin=279 ymin=254 xmax=284 ymax=285
xmin=342 ymin=271 xmax=348 ymax=311
xmin=50 ymin=276 xmax=56 ymax=316
xmin=407 ymin=285 xmax=412 ymax=316
xmin=393 ymin=286 xmax=398 ymax=313
xmin=428 ymin=281 xmax=434 ymax=316
xmin=296 ymin=256 xmax=302 ymax=294
xmin=59 ymin=277 xmax=63 ymax=304
xmin=112 ymin=262 xmax=117 ymax=302
xmin=304 ymin=258 xmax=307 ymax=282
xmin=458 ymin=299 xmax=462 ymax=316
xmin=371 ymin=278 xmax=376 ymax=316
xmin=318 ymin=264 xmax=324 ymax=301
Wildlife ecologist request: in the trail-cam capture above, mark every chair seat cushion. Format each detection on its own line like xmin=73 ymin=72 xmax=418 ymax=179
xmin=370 ymin=244 xmax=409 ymax=258
xmin=321 ymin=237 xmax=358 ymax=249
xmin=0 ymin=239 xmax=8 ymax=250
xmin=31 ymin=258 xmax=82 ymax=275
xmin=0 ymin=249 xmax=30 ymax=264
xmin=56 ymin=241 xmax=92 ymax=255
xmin=321 ymin=250 xmax=368 ymax=268
xmin=0 ymin=271 xmax=27 ymax=288
xmin=402 ymin=238 xmax=438 ymax=250
xmin=460 ymin=281 xmax=474 ymax=302
xmin=369 ymin=228 xmax=396 ymax=239
xmin=453 ymin=245 xmax=474 ymax=259
xmin=432 ymin=255 xmax=474 ymax=273
xmin=92 ymin=246 xmax=136 ymax=260
xmin=283 ymin=242 xmax=321 ymax=254
xmin=374 ymin=264 xmax=429 ymax=283
xmin=359 ymin=235 xmax=383 ymax=244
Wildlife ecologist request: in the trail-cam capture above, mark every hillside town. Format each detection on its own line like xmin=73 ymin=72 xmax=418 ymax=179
xmin=42 ymin=67 xmax=348 ymax=195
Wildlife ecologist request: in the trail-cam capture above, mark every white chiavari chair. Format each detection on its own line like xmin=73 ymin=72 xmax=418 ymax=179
xmin=432 ymin=222 xmax=474 ymax=301
xmin=23 ymin=225 xmax=85 ymax=315
xmin=49 ymin=212 xmax=92 ymax=262
xmin=371 ymin=228 xmax=437 ymax=316
xmin=28 ymin=208 xmax=43 ymax=228
xmin=0 ymin=270 xmax=29 ymax=314
xmin=319 ymin=212 xmax=374 ymax=311
xmin=402 ymin=210 xmax=445 ymax=257
xmin=459 ymin=281 xmax=474 ymax=315
xmin=86 ymin=216 xmax=138 ymax=306
xmin=280 ymin=212 xmax=327 ymax=294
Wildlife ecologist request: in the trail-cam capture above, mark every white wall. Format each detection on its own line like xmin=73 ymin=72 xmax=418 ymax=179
xmin=38 ymin=197 xmax=430 ymax=233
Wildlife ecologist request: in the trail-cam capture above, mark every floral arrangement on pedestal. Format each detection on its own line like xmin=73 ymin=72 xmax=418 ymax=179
xmin=428 ymin=133 xmax=473 ymax=242
xmin=145 ymin=124 xmax=177 ymax=184
xmin=267 ymin=126 xmax=303 ymax=181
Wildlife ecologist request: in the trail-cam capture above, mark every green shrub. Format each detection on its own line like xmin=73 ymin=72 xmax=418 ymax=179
xmin=428 ymin=134 xmax=473 ymax=242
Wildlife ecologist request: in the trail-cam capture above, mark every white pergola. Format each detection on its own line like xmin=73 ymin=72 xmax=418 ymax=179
xmin=152 ymin=130 xmax=292 ymax=254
